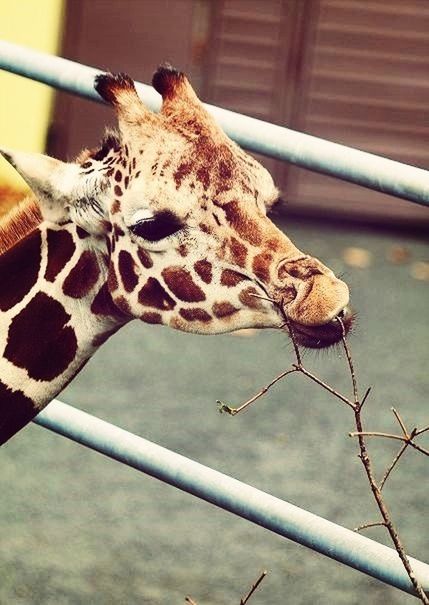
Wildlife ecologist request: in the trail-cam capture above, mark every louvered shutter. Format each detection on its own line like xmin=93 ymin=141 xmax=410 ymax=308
xmin=205 ymin=0 xmax=429 ymax=224
xmin=283 ymin=0 xmax=429 ymax=223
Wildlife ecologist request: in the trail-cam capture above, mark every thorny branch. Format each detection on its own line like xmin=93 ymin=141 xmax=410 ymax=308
xmin=185 ymin=570 xmax=267 ymax=605
xmin=218 ymin=310 xmax=428 ymax=603
xmin=240 ymin=570 xmax=268 ymax=605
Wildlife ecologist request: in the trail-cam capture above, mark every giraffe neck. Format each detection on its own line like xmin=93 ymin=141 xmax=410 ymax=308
xmin=0 ymin=220 xmax=129 ymax=445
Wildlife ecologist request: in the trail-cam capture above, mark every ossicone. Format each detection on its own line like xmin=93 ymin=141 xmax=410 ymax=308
xmin=152 ymin=64 xmax=186 ymax=99
xmin=94 ymin=72 xmax=138 ymax=106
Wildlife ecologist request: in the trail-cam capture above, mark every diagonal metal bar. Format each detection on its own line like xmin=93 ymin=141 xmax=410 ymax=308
xmin=1 ymin=40 xmax=429 ymax=207
xmin=33 ymin=400 xmax=429 ymax=599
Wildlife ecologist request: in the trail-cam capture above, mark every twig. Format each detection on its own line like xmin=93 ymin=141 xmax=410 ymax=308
xmin=354 ymin=521 xmax=386 ymax=532
xmin=349 ymin=431 xmax=408 ymax=442
xmin=339 ymin=333 xmax=429 ymax=603
xmin=349 ymin=431 xmax=429 ymax=457
xmin=280 ymin=305 xmax=302 ymax=366
xmin=415 ymin=424 xmax=429 ymax=436
xmin=379 ymin=442 xmax=409 ymax=491
xmin=217 ymin=310 xmax=429 ymax=602
xmin=217 ymin=368 xmax=298 ymax=415
xmin=408 ymin=442 xmax=429 ymax=457
xmin=392 ymin=407 xmax=408 ymax=437
xmin=360 ymin=386 xmax=372 ymax=409
xmin=240 ymin=570 xmax=267 ymax=605
xmin=336 ymin=317 xmax=359 ymax=405
xmin=294 ymin=364 xmax=355 ymax=410
xmin=185 ymin=570 xmax=268 ymax=605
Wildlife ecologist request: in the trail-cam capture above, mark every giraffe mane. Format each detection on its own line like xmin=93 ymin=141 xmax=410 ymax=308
xmin=0 ymin=193 xmax=42 ymax=255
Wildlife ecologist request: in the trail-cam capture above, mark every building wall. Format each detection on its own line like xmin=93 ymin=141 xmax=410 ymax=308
xmin=0 ymin=0 xmax=64 ymax=196
xmin=206 ymin=0 xmax=429 ymax=224
xmin=45 ymin=0 xmax=429 ymax=225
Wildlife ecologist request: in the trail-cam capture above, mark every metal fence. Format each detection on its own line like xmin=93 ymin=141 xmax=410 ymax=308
xmin=1 ymin=40 xmax=428 ymax=600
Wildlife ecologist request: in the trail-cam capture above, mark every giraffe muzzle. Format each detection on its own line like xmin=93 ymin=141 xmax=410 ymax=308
xmin=286 ymin=305 xmax=354 ymax=349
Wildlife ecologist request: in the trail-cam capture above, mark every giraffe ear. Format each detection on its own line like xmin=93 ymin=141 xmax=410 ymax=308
xmin=0 ymin=147 xmax=109 ymax=234
xmin=0 ymin=147 xmax=80 ymax=223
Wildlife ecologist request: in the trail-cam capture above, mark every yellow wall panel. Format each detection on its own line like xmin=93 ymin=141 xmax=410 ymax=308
xmin=0 ymin=0 xmax=64 ymax=190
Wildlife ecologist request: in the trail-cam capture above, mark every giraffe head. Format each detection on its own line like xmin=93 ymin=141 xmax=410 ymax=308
xmin=1 ymin=67 xmax=352 ymax=348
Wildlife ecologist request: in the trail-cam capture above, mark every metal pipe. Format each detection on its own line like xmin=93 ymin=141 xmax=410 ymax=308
xmin=1 ymin=40 xmax=429 ymax=207
xmin=33 ymin=400 xmax=429 ymax=599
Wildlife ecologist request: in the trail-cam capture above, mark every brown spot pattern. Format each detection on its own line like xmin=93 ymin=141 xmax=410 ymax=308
xmin=45 ymin=229 xmax=75 ymax=282
xmin=108 ymin=264 xmax=119 ymax=291
xmin=137 ymin=247 xmax=153 ymax=269
xmin=223 ymin=201 xmax=262 ymax=245
xmin=212 ymin=302 xmax=238 ymax=318
xmin=111 ymin=200 xmax=121 ymax=214
xmin=91 ymin=283 xmax=128 ymax=318
xmin=229 ymin=237 xmax=247 ymax=267
xmin=162 ymin=267 xmax=206 ymax=302
xmin=0 ymin=380 xmax=36 ymax=445
xmin=252 ymin=251 xmax=272 ymax=282
xmin=0 ymin=230 xmax=41 ymax=312
xmin=219 ymin=160 xmax=232 ymax=180
xmin=76 ymin=226 xmax=90 ymax=239
xmin=63 ymin=251 xmax=100 ymax=298
xmin=220 ymin=269 xmax=246 ymax=287
xmin=138 ymin=277 xmax=176 ymax=310
xmin=177 ymin=244 xmax=188 ymax=257
xmin=174 ymin=162 xmax=192 ymax=188
xmin=179 ymin=308 xmax=212 ymax=322
xmin=141 ymin=311 xmax=163 ymax=324
xmin=5 ymin=292 xmax=77 ymax=381
xmin=113 ymin=224 xmax=125 ymax=240
xmin=267 ymin=237 xmax=280 ymax=252
xmin=194 ymin=260 xmax=212 ymax=284
xmin=239 ymin=286 xmax=263 ymax=309
xmin=114 ymin=295 xmax=132 ymax=315
xmin=196 ymin=166 xmax=210 ymax=189
xmin=118 ymin=250 xmax=139 ymax=292
xmin=114 ymin=185 xmax=123 ymax=196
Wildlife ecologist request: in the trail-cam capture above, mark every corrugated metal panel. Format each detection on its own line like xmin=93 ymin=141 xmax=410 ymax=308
xmin=285 ymin=0 xmax=429 ymax=223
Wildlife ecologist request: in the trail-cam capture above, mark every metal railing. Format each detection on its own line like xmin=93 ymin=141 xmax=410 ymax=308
xmin=1 ymin=40 xmax=429 ymax=207
xmin=1 ymin=40 xmax=428 ymax=600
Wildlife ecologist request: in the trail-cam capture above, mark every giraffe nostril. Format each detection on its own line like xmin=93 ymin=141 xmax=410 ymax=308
xmin=336 ymin=305 xmax=353 ymax=322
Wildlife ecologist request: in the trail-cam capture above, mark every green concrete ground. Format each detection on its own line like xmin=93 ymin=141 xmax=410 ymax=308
xmin=1 ymin=216 xmax=428 ymax=605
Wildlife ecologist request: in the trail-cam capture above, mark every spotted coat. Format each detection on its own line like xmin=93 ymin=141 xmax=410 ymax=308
xmin=0 ymin=67 xmax=352 ymax=445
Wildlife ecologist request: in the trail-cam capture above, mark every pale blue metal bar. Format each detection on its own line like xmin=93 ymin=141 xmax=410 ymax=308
xmin=1 ymin=40 xmax=429 ymax=208
xmin=34 ymin=400 xmax=429 ymax=599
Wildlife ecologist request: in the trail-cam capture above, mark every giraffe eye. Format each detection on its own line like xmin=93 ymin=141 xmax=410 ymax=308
xmin=130 ymin=210 xmax=183 ymax=241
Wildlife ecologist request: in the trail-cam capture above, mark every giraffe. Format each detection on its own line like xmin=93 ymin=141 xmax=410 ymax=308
xmin=0 ymin=67 xmax=352 ymax=446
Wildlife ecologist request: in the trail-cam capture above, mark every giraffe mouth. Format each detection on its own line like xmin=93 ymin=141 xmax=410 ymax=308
xmin=287 ymin=307 xmax=354 ymax=349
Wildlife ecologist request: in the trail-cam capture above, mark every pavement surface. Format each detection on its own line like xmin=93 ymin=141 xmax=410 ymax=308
xmin=1 ymin=215 xmax=428 ymax=605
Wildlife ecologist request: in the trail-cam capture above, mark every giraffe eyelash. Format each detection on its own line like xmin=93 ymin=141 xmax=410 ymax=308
xmin=130 ymin=210 xmax=183 ymax=242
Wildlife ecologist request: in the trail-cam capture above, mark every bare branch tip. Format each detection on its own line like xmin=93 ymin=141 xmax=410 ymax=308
xmin=216 ymin=400 xmax=237 ymax=415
